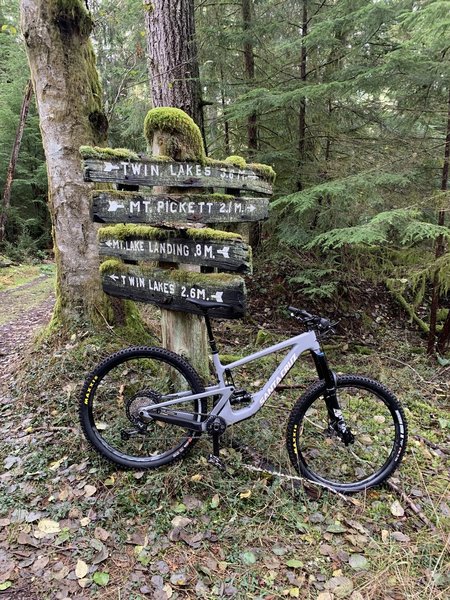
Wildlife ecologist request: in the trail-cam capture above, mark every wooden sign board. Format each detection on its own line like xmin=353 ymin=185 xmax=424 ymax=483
xmin=84 ymin=158 xmax=273 ymax=195
xmin=101 ymin=265 xmax=246 ymax=319
xmin=99 ymin=235 xmax=251 ymax=274
xmin=92 ymin=192 xmax=269 ymax=225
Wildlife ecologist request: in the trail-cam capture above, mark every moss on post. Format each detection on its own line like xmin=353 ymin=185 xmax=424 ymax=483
xmin=144 ymin=107 xmax=206 ymax=162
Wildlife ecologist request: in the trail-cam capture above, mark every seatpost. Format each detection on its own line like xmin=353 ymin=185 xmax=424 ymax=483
xmin=203 ymin=311 xmax=218 ymax=354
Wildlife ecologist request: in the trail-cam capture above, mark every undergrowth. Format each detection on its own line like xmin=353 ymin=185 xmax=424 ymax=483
xmin=1 ymin=304 xmax=449 ymax=598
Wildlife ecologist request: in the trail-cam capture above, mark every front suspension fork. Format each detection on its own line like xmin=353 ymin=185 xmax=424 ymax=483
xmin=310 ymin=349 xmax=355 ymax=445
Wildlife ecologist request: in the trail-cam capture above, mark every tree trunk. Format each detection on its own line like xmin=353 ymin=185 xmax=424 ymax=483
xmin=143 ymin=0 xmax=209 ymax=378
xmin=0 ymin=79 xmax=33 ymax=243
xmin=145 ymin=0 xmax=204 ymax=133
xmin=296 ymin=0 xmax=308 ymax=192
xmin=242 ymin=0 xmax=257 ymax=156
xmin=20 ymin=0 xmax=110 ymax=329
xmin=435 ymin=88 xmax=450 ymax=354
xmin=220 ymin=65 xmax=231 ymax=156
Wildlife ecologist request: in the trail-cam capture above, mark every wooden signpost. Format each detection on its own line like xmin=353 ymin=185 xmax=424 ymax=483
xmin=100 ymin=264 xmax=246 ymax=319
xmin=81 ymin=107 xmax=274 ymax=372
xmin=84 ymin=157 xmax=273 ymax=195
xmin=91 ymin=191 xmax=269 ymax=225
xmin=98 ymin=227 xmax=252 ymax=273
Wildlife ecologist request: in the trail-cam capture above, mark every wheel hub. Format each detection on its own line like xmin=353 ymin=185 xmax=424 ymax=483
xmin=126 ymin=389 xmax=161 ymax=426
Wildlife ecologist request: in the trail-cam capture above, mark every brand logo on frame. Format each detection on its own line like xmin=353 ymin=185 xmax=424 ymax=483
xmin=260 ymin=353 xmax=298 ymax=405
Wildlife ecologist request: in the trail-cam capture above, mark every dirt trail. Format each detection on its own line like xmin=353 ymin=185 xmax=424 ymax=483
xmin=0 ymin=276 xmax=54 ymax=392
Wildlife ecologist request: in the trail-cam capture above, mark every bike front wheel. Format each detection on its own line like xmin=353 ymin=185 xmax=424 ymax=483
xmin=79 ymin=347 xmax=206 ymax=469
xmin=286 ymin=375 xmax=407 ymax=493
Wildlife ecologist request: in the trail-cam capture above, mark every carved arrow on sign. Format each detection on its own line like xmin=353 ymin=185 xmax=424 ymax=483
xmin=109 ymin=274 xmax=119 ymax=281
xmin=104 ymin=163 xmax=121 ymax=173
xmin=108 ymin=200 xmax=125 ymax=212
xmin=216 ymin=247 xmax=230 ymax=259
xmin=210 ymin=292 xmax=224 ymax=303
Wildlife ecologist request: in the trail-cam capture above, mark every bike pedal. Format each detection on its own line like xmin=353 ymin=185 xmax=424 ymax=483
xmin=207 ymin=453 xmax=227 ymax=472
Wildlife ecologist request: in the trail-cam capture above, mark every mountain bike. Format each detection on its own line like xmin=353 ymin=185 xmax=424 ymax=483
xmin=79 ymin=300 xmax=408 ymax=493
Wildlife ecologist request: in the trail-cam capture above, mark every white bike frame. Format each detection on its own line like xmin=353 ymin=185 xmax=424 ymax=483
xmin=144 ymin=329 xmax=322 ymax=431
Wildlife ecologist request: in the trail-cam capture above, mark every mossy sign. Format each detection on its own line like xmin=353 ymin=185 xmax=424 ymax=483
xmin=98 ymin=225 xmax=252 ymax=274
xmin=81 ymin=107 xmax=275 ymax=319
xmin=101 ymin=261 xmax=246 ymax=319
xmin=91 ymin=191 xmax=269 ymax=225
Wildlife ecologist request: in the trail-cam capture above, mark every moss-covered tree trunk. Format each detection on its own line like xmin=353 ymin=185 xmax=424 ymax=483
xmin=20 ymin=0 xmax=110 ymax=329
xmin=144 ymin=0 xmax=204 ymax=135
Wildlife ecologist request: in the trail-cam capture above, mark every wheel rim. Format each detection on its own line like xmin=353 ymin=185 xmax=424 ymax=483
xmin=293 ymin=383 xmax=403 ymax=490
xmin=85 ymin=353 xmax=204 ymax=464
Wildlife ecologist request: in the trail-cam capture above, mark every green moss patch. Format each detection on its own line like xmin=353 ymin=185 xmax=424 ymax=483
xmin=99 ymin=224 xmax=242 ymax=243
xmin=99 ymin=224 xmax=163 ymax=241
xmin=80 ymin=145 xmax=140 ymax=161
xmin=143 ymin=108 xmax=206 ymax=161
xmin=185 ymin=228 xmax=242 ymax=242
xmin=248 ymin=162 xmax=276 ymax=183
xmin=99 ymin=259 xmax=128 ymax=276
xmin=206 ymin=157 xmax=276 ymax=183
xmin=224 ymin=155 xmax=247 ymax=169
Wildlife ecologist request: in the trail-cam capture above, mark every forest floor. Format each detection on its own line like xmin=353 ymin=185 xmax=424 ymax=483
xmin=0 ymin=264 xmax=449 ymax=600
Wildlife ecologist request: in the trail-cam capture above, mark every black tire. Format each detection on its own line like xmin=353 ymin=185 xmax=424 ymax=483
xmin=79 ymin=346 xmax=206 ymax=469
xmin=286 ymin=375 xmax=407 ymax=493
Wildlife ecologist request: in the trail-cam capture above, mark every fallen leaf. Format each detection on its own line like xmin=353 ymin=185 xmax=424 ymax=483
xmin=326 ymin=522 xmax=347 ymax=534
xmin=239 ymin=490 xmax=252 ymax=499
xmin=92 ymin=545 xmax=109 ymax=565
xmin=94 ymin=527 xmax=110 ymax=541
xmin=348 ymin=554 xmax=369 ymax=571
xmin=93 ymin=571 xmax=109 ymax=586
xmin=286 ymin=559 xmax=303 ymax=568
xmin=210 ymin=494 xmax=220 ymax=509
xmin=191 ymin=474 xmax=202 ymax=482
xmin=37 ymin=519 xmax=60 ymax=534
xmin=75 ymin=559 xmax=89 ymax=579
xmin=391 ymin=531 xmax=410 ymax=543
xmin=327 ymin=576 xmax=354 ymax=598
xmin=171 ymin=516 xmax=192 ymax=528
xmin=390 ymin=500 xmax=405 ymax=517
xmin=170 ymin=572 xmax=187 ymax=586
xmin=241 ymin=551 xmax=256 ymax=565
xmin=0 ymin=582 xmax=12 ymax=591
xmin=84 ymin=485 xmax=97 ymax=497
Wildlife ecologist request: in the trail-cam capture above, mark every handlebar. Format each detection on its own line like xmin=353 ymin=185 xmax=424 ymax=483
xmin=288 ymin=306 xmax=336 ymax=334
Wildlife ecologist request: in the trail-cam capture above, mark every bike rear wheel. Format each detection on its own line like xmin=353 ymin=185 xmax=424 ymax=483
xmin=286 ymin=375 xmax=407 ymax=493
xmin=79 ymin=347 xmax=206 ymax=469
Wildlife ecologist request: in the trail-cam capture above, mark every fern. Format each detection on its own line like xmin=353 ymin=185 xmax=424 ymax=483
xmin=288 ymin=268 xmax=338 ymax=300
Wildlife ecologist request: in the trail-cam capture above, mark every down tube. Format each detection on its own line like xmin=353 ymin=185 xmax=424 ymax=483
xmin=218 ymin=337 xmax=318 ymax=426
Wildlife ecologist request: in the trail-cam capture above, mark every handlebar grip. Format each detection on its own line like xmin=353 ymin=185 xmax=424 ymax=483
xmin=288 ymin=306 xmax=313 ymax=319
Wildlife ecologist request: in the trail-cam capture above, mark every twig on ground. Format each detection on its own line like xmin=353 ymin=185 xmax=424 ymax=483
xmin=228 ymin=439 xmax=360 ymax=505
xmin=414 ymin=434 xmax=450 ymax=456
xmin=387 ymin=479 xmax=437 ymax=532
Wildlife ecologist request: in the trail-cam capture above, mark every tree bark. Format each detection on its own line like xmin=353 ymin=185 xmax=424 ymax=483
xmin=435 ymin=88 xmax=450 ymax=354
xmin=145 ymin=0 xmax=205 ymax=133
xmin=296 ymin=0 xmax=308 ymax=192
xmin=0 ymin=79 xmax=33 ymax=243
xmin=242 ymin=0 xmax=257 ymax=156
xmin=20 ymin=0 xmax=110 ymax=329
